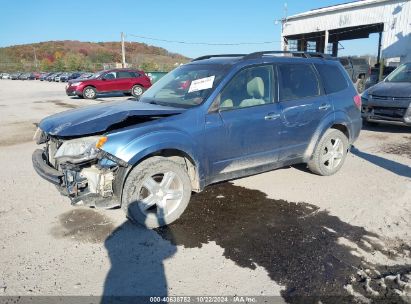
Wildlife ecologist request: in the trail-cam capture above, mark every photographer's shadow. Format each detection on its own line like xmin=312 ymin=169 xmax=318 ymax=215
xmin=103 ymin=217 xmax=177 ymax=301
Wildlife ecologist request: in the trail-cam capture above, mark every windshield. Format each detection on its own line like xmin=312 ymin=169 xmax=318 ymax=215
xmin=140 ymin=64 xmax=228 ymax=108
xmin=385 ymin=63 xmax=411 ymax=83
xmin=89 ymin=71 xmax=105 ymax=79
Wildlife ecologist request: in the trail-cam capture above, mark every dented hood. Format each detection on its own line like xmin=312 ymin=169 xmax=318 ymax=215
xmin=39 ymin=100 xmax=185 ymax=137
xmin=368 ymin=81 xmax=411 ymax=98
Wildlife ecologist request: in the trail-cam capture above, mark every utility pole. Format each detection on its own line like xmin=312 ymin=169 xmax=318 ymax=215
xmin=121 ymin=32 xmax=126 ymax=68
xmin=31 ymin=46 xmax=38 ymax=70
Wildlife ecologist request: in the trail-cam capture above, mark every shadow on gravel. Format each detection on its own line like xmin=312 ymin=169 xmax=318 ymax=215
xmin=351 ymin=146 xmax=411 ymax=178
xmin=156 ymin=183 xmax=411 ymax=304
xmin=52 ymin=208 xmax=176 ymax=300
xmin=362 ymin=123 xmax=411 ymax=134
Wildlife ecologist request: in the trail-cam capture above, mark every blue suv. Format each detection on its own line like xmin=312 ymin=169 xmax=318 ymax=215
xmin=33 ymin=51 xmax=362 ymax=228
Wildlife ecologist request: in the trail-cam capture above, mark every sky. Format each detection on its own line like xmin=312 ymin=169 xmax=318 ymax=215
xmin=0 ymin=0 xmax=379 ymax=58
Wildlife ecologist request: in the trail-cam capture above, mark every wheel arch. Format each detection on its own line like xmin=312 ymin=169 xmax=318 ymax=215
xmin=113 ymin=138 xmax=203 ymax=204
xmin=304 ymin=113 xmax=351 ymax=162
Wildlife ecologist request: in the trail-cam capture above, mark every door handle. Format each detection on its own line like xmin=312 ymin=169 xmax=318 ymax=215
xmin=264 ymin=113 xmax=280 ymax=120
xmin=318 ymin=104 xmax=331 ymax=111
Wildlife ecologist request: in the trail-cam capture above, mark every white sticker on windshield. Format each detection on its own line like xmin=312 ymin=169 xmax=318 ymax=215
xmin=188 ymin=75 xmax=215 ymax=93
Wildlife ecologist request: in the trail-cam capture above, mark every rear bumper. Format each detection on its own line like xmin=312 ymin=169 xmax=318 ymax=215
xmin=32 ymin=149 xmax=63 ymax=185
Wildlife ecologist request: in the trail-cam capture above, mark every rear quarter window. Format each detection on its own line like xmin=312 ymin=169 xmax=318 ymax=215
xmin=278 ymin=63 xmax=320 ymax=101
xmin=315 ymin=64 xmax=349 ymax=94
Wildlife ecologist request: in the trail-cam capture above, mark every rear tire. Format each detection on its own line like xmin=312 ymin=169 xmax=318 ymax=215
xmin=83 ymin=86 xmax=97 ymax=99
xmin=122 ymin=156 xmax=192 ymax=228
xmin=308 ymin=129 xmax=349 ymax=176
xmin=131 ymin=85 xmax=144 ymax=98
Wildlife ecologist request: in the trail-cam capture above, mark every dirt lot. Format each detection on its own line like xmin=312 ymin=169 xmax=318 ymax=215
xmin=0 ymin=79 xmax=410 ymax=303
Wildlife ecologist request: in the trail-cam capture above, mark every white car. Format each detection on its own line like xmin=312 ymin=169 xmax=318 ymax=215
xmin=1 ymin=73 xmax=10 ymax=79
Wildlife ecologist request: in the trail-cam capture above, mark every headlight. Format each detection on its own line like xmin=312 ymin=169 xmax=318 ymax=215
xmin=54 ymin=136 xmax=102 ymax=159
xmin=71 ymin=82 xmax=82 ymax=86
xmin=361 ymin=90 xmax=369 ymax=103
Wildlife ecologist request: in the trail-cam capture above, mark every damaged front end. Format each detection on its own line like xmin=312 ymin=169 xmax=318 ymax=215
xmin=32 ymin=131 xmax=128 ymax=208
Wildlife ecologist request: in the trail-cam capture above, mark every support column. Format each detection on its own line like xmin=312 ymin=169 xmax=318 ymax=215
xmin=332 ymin=42 xmax=338 ymax=57
xmin=324 ymin=30 xmax=329 ymax=54
xmin=377 ymin=31 xmax=384 ymax=81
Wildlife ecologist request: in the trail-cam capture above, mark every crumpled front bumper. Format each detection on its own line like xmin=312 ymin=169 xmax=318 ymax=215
xmin=32 ymin=149 xmax=63 ymax=185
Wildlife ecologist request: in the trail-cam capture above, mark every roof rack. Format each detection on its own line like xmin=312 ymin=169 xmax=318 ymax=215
xmin=191 ymin=51 xmax=334 ymax=63
xmin=243 ymin=51 xmax=333 ymax=60
xmin=191 ymin=54 xmax=246 ymax=62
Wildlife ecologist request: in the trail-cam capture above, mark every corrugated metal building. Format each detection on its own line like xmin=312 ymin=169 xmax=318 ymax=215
xmin=281 ymin=0 xmax=411 ymax=63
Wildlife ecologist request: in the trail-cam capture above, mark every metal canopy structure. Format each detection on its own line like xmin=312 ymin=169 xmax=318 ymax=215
xmin=281 ymin=0 xmax=411 ymax=63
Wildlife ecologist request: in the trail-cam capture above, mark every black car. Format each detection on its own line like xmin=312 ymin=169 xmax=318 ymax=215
xmin=67 ymin=72 xmax=83 ymax=81
xmin=362 ymin=62 xmax=411 ymax=126
xmin=59 ymin=72 xmax=71 ymax=82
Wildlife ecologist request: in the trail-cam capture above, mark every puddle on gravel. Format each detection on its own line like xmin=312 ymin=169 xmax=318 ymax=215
xmin=51 ymin=209 xmax=115 ymax=243
xmin=156 ymin=183 xmax=411 ymax=303
xmin=0 ymin=121 xmax=37 ymax=146
xmin=380 ymin=137 xmax=411 ymax=159
xmin=34 ymin=99 xmax=78 ymax=109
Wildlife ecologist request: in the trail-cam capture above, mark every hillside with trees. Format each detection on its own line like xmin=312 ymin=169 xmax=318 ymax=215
xmin=0 ymin=40 xmax=190 ymax=72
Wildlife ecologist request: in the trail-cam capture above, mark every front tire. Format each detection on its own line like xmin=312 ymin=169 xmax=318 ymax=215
xmin=122 ymin=156 xmax=192 ymax=228
xmin=83 ymin=86 xmax=97 ymax=99
xmin=308 ymin=129 xmax=349 ymax=176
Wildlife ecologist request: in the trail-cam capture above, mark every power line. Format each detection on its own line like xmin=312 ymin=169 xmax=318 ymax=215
xmin=127 ymin=33 xmax=281 ymax=46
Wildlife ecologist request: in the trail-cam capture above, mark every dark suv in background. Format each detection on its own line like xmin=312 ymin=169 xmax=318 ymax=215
xmin=66 ymin=68 xmax=152 ymax=99
xmin=33 ymin=51 xmax=361 ymax=228
xmin=338 ymin=56 xmax=370 ymax=93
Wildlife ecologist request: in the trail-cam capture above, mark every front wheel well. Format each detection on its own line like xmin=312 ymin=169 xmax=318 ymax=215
xmin=137 ymin=149 xmax=200 ymax=192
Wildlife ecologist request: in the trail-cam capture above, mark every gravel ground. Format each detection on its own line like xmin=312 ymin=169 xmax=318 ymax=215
xmin=0 ymin=79 xmax=410 ymax=303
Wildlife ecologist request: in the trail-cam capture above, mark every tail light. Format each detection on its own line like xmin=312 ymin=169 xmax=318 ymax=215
xmin=353 ymin=95 xmax=361 ymax=110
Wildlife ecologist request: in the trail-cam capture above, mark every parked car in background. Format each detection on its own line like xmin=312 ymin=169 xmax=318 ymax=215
xmin=40 ymin=73 xmax=52 ymax=81
xmin=33 ymin=72 xmax=42 ymax=80
xmin=362 ymin=62 xmax=411 ymax=126
xmin=364 ymin=66 xmax=396 ymax=90
xmin=52 ymin=72 xmax=63 ymax=82
xmin=338 ymin=56 xmax=370 ymax=93
xmin=10 ymin=73 xmax=22 ymax=80
xmin=19 ymin=73 xmax=30 ymax=80
xmin=67 ymin=72 xmax=83 ymax=81
xmin=1 ymin=73 xmax=10 ymax=79
xmin=34 ymin=51 xmax=361 ymax=228
xmin=28 ymin=73 xmax=37 ymax=80
xmin=59 ymin=72 xmax=72 ymax=82
xmin=46 ymin=73 xmax=57 ymax=81
xmin=66 ymin=68 xmax=152 ymax=99
xmin=78 ymin=72 xmax=94 ymax=79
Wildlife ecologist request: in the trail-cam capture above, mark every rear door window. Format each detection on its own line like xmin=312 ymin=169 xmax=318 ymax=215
xmin=315 ymin=64 xmax=348 ymax=94
xmin=278 ymin=64 xmax=320 ymax=101
xmin=117 ymin=71 xmax=134 ymax=78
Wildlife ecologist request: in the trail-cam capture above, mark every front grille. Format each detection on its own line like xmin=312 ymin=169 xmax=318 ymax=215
xmin=370 ymin=95 xmax=411 ymax=102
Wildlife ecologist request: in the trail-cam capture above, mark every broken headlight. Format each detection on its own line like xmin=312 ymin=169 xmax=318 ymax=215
xmin=54 ymin=136 xmax=101 ymax=160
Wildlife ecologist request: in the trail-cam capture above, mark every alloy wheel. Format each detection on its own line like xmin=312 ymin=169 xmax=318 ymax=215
xmin=321 ymin=137 xmax=344 ymax=170
xmin=138 ymin=171 xmax=183 ymax=218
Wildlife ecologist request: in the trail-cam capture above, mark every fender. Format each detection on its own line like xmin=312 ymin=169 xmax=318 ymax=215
xmin=303 ymin=110 xmax=351 ymax=162
xmin=106 ymin=130 xmax=204 ymax=201
xmin=112 ymin=129 xmax=203 ymax=177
